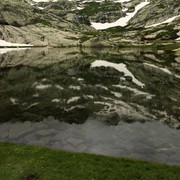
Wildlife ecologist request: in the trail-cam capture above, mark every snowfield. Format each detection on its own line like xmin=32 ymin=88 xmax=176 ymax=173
xmin=91 ymin=0 xmax=150 ymax=30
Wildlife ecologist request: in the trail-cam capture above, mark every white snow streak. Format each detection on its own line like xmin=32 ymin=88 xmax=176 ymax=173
xmin=91 ymin=1 xmax=150 ymax=30
xmin=146 ymin=15 xmax=180 ymax=28
xmin=0 ymin=39 xmax=33 ymax=47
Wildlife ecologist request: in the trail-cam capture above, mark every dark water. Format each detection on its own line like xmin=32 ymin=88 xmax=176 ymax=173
xmin=0 ymin=47 xmax=180 ymax=164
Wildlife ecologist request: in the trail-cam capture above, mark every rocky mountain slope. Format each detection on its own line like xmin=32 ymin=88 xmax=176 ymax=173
xmin=0 ymin=0 xmax=93 ymax=47
xmin=0 ymin=0 xmax=179 ymax=47
xmin=128 ymin=0 xmax=180 ymax=28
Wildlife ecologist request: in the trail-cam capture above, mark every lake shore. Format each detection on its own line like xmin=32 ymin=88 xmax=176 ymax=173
xmin=0 ymin=142 xmax=180 ymax=180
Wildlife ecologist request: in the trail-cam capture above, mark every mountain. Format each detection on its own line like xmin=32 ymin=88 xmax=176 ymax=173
xmin=0 ymin=0 xmax=92 ymax=47
xmin=0 ymin=0 xmax=179 ymax=47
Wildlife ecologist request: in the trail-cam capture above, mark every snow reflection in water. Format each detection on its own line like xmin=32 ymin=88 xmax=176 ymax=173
xmin=91 ymin=60 xmax=145 ymax=87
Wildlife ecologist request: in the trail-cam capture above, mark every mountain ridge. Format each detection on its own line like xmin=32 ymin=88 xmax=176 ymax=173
xmin=0 ymin=0 xmax=179 ymax=47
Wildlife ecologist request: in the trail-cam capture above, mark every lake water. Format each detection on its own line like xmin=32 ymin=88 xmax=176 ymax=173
xmin=0 ymin=47 xmax=180 ymax=164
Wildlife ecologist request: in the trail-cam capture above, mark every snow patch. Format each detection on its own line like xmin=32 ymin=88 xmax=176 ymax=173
xmin=122 ymin=7 xmax=128 ymax=12
xmin=91 ymin=1 xmax=150 ymax=30
xmin=77 ymin=6 xmax=84 ymax=10
xmin=146 ymin=15 xmax=180 ymax=28
xmin=0 ymin=39 xmax=33 ymax=47
xmin=38 ymin=7 xmax=45 ymax=10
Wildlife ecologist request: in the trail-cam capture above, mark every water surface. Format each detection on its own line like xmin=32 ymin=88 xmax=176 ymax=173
xmin=0 ymin=47 xmax=179 ymax=164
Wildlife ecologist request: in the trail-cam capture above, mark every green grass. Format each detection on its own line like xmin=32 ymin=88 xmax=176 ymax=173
xmin=0 ymin=142 xmax=180 ymax=179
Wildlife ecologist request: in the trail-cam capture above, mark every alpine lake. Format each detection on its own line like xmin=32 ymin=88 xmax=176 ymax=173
xmin=0 ymin=47 xmax=180 ymax=165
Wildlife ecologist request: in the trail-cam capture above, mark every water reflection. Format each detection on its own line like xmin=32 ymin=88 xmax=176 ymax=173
xmin=0 ymin=117 xmax=180 ymax=164
xmin=0 ymin=47 xmax=179 ymax=164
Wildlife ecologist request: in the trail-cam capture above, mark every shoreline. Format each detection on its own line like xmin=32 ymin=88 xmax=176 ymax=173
xmin=0 ymin=142 xmax=180 ymax=179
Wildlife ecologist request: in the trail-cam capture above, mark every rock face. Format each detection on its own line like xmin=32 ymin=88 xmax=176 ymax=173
xmin=0 ymin=0 xmax=91 ymax=46
xmin=0 ymin=0 xmax=42 ymax=27
xmin=75 ymin=1 xmax=124 ymax=24
xmin=0 ymin=24 xmax=80 ymax=46
xmin=43 ymin=1 xmax=124 ymax=25
xmin=0 ymin=0 xmax=180 ymax=47
xmin=128 ymin=0 xmax=180 ymax=28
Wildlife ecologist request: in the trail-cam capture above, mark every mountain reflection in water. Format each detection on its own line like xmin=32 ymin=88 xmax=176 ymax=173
xmin=0 ymin=47 xmax=179 ymax=164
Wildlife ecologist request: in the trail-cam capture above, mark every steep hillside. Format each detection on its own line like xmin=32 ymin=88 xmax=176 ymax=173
xmin=0 ymin=0 xmax=179 ymax=47
xmin=128 ymin=0 xmax=180 ymax=28
xmin=0 ymin=0 xmax=92 ymax=47
xmin=80 ymin=0 xmax=180 ymax=47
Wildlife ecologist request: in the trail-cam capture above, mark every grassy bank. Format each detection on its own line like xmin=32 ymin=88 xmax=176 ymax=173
xmin=0 ymin=142 xmax=180 ymax=180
